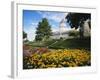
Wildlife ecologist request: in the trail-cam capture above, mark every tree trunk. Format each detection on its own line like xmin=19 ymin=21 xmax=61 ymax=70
xmin=79 ymin=21 xmax=84 ymax=39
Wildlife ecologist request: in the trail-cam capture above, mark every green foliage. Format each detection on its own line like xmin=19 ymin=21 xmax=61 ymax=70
xmin=66 ymin=13 xmax=91 ymax=38
xmin=35 ymin=18 xmax=52 ymax=41
xmin=66 ymin=13 xmax=91 ymax=29
xmin=68 ymin=30 xmax=79 ymax=37
xmin=23 ymin=31 xmax=27 ymax=39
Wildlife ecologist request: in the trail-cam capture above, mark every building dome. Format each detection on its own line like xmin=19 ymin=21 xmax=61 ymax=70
xmin=59 ymin=19 xmax=67 ymax=37
xmin=50 ymin=18 xmax=70 ymax=39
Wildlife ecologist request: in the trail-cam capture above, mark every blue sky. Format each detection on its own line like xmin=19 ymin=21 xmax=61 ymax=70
xmin=23 ymin=10 xmax=70 ymax=41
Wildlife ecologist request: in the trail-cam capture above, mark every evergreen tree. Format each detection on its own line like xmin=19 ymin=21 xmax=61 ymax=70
xmin=35 ymin=18 xmax=52 ymax=41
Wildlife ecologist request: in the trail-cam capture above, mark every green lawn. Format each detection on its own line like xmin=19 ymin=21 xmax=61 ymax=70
xmin=48 ymin=37 xmax=91 ymax=50
xmin=24 ymin=37 xmax=90 ymax=50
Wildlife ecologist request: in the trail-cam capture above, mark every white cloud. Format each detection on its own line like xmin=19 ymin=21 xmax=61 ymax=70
xmin=25 ymin=26 xmax=36 ymax=41
xmin=38 ymin=11 xmax=68 ymax=23
xmin=51 ymin=24 xmax=59 ymax=32
xmin=24 ymin=22 xmax=38 ymax=41
xmin=31 ymin=22 xmax=38 ymax=27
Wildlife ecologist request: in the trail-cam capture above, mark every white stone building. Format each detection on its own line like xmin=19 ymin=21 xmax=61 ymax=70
xmin=50 ymin=19 xmax=91 ymax=39
xmin=83 ymin=19 xmax=91 ymax=37
xmin=51 ymin=19 xmax=69 ymax=39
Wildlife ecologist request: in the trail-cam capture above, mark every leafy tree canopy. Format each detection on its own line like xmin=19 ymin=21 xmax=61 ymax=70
xmin=66 ymin=13 xmax=91 ymax=29
xmin=35 ymin=18 xmax=52 ymax=41
xmin=66 ymin=13 xmax=91 ymax=38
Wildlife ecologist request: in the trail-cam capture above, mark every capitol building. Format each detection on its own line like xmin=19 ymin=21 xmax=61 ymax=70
xmin=50 ymin=18 xmax=90 ymax=39
xmin=51 ymin=19 xmax=72 ymax=39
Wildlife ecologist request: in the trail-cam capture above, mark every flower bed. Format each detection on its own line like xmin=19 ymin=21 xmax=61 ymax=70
xmin=23 ymin=49 xmax=91 ymax=69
